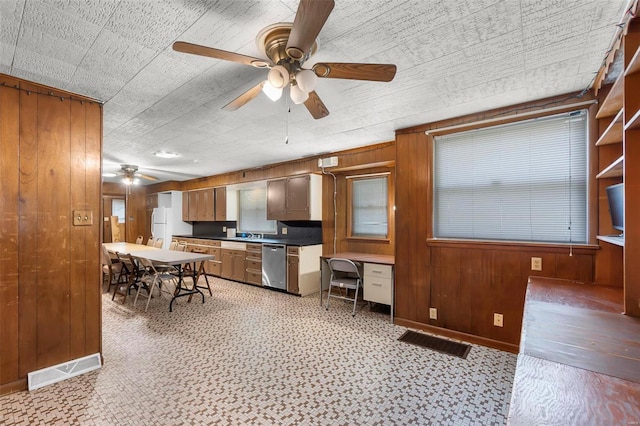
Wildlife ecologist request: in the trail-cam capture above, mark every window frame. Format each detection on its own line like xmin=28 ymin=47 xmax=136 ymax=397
xmin=346 ymin=173 xmax=392 ymax=241
xmin=431 ymin=109 xmax=590 ymax=245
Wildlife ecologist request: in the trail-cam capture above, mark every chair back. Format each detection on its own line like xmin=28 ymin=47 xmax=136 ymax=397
xmin=101 ymin=245 xmax=112 ymax=266
xmin=153 ymin=238 xmax=164 ymax=248
xmin=176 ymin=243 xmax=187 ymax=252
xmin=137 ymin=257 xmax=157 ymax=274
xmin=146 ymin=237 xmax=155 ymax=246
xmin=168 ymin=241 xmax=178 ymax=250
xmin=135 ymin=235 xmax=144 ymax=245
xmin=327 ymin=258 xmax=361 ymax=277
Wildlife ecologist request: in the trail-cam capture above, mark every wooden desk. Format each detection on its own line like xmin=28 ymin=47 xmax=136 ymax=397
xmin=103 ymin=243 xmax=215 ymax=311
xmin=508 ymin=277 xmax=640 ymax=425
xmin=320 ymin=252 xmax=395 ymax=321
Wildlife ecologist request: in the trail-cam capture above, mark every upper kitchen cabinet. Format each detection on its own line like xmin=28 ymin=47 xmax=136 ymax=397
xmin=267 ymin=174 xmax=322 ymax=221
xmin=183 ymin=188 xmax=214 ymax=222
xmin=214 ymin=186 xmax=227 ymax=221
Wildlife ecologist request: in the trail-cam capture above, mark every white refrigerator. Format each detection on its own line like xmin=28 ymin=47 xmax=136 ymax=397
xmin=151 ymin=191 xmax=192 ymax=249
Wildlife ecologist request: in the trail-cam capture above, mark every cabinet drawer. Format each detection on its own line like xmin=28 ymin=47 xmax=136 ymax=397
xmin=246 ymin=270 xmax=262 ymax=286
xmin=208 ymin=261 xmax=221 ymax=276
xmin=211 ymin=247 xmax=221 ymax=259
xmin=363 ymin=276 xmax=392 ymax=305
xmin=246 ymin=243 xmax=262 ymax=253
xmin=364 ymin=263 xmax=392 ymax=279
xmin=245 ymin=258 xmax=262 ymax=271
xmin=286 ymin=246 xmax=299 ymax=256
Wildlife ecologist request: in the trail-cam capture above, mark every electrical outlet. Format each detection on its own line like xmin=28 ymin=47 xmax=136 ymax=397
xmin=282 ymin=227 xmax=288 ymax=235
xmin=429 ymin=308 xmax=437 ymax=320
xmin=494 ymin=313 xmax=504 ymax=327
xmin=531 ymin=257 xmax=542 ymax=271
xmin=223 ymin=226 xmax=227 ymax=232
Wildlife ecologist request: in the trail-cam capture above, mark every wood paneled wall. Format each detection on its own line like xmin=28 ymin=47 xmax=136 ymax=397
xmin=395 ymin=94 xmax=603 ymax=351
xmin=0 ymin=74 xmax=102 ymax=394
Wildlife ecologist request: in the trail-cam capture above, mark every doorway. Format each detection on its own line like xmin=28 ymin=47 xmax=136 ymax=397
xmin=103 ymin=196 xmax=126 ymax=243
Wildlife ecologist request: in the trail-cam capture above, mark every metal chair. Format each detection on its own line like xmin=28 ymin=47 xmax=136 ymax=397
xmin=146 ymin=236 xmax=155 ymax=246
xmin=134 ymin=257 xmax=179 ymax=312
xmin=325 ymin=258 xmax=363 ymax=317
xmin=135 ymin=235 xmax=144 ymax=245
xmin=112 ymin=252 xmax=143 ymax=304
xmin=168 ymin=240 xmax=178 ymax=250
xmin=153 ymin=238 xmax=164 ymax=248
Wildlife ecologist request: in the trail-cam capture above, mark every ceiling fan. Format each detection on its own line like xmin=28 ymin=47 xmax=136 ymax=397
xmin=172 ymin=0 xmax=397 ymax=119
xmin=119 ymin=164 xmax=158 ymax=185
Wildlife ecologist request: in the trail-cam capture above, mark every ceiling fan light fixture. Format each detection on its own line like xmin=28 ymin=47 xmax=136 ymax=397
xmin=296 ymin=69 xmax=318 ymax=92
xmin=290 ymin=83 xmax=309 ymax=104
xmin=262 ymin=80 xmax=283 ymax=101
xmin=267 ymin=65 xmax=290 ymax=89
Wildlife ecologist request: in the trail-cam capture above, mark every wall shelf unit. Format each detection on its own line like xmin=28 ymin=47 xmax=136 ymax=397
xmin=597 ymin=235 xmax=624 ymax=247
xmin=596 ymin=109 xmax=624 ymax=146
xmin=595 ymin=74 xmax=623 ymax=119
xmin=596 ymin=155 xmax=624 ymax=179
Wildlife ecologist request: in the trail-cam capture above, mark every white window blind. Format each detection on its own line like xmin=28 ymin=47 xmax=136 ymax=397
xmin=351 ymin=176 xmax=388 ymax=238
xmin=434 ymin=110 xmax=588 ymax=244
xmin=238 ymin=188 xmax=276 ymax=234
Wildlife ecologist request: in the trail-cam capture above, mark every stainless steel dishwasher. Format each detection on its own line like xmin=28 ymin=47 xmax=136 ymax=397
xmin=262 ymin=243 xmax=286 ymax=290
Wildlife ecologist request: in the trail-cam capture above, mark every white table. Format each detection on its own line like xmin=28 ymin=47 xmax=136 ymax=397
xmin=103 ymin=243 xmax=215 ymax=311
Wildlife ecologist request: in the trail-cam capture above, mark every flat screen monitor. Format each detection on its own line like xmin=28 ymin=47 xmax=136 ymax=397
xmin=606 ymin=183 xmax=624 ymax=233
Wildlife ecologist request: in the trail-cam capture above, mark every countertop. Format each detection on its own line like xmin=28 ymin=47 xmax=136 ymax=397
xmin=173 ymin=235 xmax=323 ymax=247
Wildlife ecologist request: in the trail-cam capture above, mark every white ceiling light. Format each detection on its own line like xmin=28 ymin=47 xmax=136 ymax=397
xmin=154 ymin=151 xmax=180 ymax=159
xmin=267 ymin=65 xmax=290 ymax=89
xmin=262 ymin=81 xmax=283 ymax=101
xmin=296 ymin=69 xmax=318 ymax=92
xmin=290 ymin=83 xmax=308 ymax=104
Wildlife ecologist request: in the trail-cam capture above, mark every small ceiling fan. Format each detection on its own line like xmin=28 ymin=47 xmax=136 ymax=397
xmin=172 ymin=0 xmax=397 ymax=119
xmin=119 ymin=164 xmax=158 ymax=185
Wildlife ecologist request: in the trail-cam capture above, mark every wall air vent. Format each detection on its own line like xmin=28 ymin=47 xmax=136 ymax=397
xmin=27 ymin=353 xmax=102 ymax=391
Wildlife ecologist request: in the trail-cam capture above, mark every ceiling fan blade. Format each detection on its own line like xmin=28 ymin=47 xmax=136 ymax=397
xmin=313 ymin=62 xmax=397 ymax=82
xmin=137 ymin=173 xmax=159 ymax=181
xmin=173 ymin=41 xmax=271 ymax=68
xmin=222 ymin=81 xmax=265 ymax=111
xmin=285 ymin=0 xmax=335 ymax=60
xmin=304 ymin=91 xmax=330 ymax=119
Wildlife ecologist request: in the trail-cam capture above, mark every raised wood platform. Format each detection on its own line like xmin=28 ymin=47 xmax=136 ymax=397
xmin=507 ymin=277 xmax=640 ymax=425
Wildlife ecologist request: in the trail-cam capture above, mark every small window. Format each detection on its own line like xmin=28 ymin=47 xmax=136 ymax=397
xmin=112 ymin=198 xmax=125 ymax=223
xmin=349 ymin=175 xmax=389 ymax=238
xmin=238 ymin=188 xmax=276 ymax=234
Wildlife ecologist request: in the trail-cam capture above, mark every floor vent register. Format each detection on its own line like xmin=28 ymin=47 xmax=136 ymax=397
xmin=398 ymin=330 xmax=471 ymax=359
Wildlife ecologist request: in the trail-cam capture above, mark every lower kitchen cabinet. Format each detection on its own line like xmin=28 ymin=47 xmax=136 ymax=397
xmin=287 ymin=244 xmax=322 ymax=296
xmin=287 ymin=247 xmax=299 ymax=294
xmin=221 ymin=248 xmax=245 ymax=282
xmin=245 ymin=243 xmax=262 ymax=286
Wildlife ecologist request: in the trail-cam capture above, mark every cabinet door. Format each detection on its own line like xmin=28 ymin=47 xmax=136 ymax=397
xmin=285 ymin=175 xmax=310 ymax=220
xmin=287 ymin=254 xmax=299 ymax=294
xmin=204 ymin=188 xmax=215 ymax=221
xmin=232 ymin=253 xmax=246 ymax=282
xmin=188 ymin=191 xmax=198 ymax=221
xmin=221 ymin=249 xmax=233 ymax=279
xmin=214 ymin=187 xmax=226 ymax=221
xmin=196 ymin=189 xmax=209 ymax=221
xmin=267 ymin=179 xmax=287 ymax=220
xmin=182 ymin=191 xmax=189 ymax=221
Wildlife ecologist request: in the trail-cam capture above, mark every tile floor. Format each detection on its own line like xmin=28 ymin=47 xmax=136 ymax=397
xmin=0 ymin=278 xmax=517 ymax=425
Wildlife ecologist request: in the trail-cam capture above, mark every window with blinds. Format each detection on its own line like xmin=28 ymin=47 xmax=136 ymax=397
xmin=433 ymin=110 xmax=588 ymax=244
xmin=350 ymin=175 xmax=389 ymax=238
xmin=238 ymin=188 xmax=276 ymax=234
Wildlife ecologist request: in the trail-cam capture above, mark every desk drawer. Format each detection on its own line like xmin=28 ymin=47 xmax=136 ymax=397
xmin=363 ymin=275 xmax=392 ymax=305
xmin=364 ymin=263 xmax=392 ymax=279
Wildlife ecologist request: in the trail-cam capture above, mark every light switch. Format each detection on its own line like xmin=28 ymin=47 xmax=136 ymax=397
xmin=73 ymin=210 xmax=94 ymax=226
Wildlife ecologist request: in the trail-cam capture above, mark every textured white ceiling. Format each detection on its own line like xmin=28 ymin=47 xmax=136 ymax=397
xmin=0 ymin=0 xmax=629 ymax=184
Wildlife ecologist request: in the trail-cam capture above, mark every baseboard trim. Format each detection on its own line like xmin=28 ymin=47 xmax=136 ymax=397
xmin=394 ymin=318 xmax=519 ymax=354
xmin=1 ymin=378 xmax=27 ymax=395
